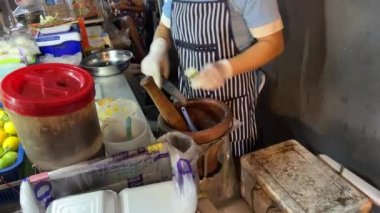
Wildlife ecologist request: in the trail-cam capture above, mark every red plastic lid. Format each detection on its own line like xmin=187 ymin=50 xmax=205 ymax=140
xmin=1 ymin=63 xmax=95 ymax=116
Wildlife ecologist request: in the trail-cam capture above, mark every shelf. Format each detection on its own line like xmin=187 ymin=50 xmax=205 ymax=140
xmin=84 ymin=17 xmax=105 ymax=25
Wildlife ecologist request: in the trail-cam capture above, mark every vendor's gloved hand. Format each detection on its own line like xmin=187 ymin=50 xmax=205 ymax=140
xmin=111 ymin=2 xmax=119 ymax=10
xmin=141 ymin=38 xmax=169 ymax=88
xmin=190 ymin=59 xmax=233 ymax=90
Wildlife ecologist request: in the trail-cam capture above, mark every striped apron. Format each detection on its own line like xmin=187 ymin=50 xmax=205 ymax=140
xmin=171 ymin=0 xmax=259 ymax=156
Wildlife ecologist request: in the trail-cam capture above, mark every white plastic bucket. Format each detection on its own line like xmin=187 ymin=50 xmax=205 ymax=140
xmin=102 ymin=117 xmax=150 ymax=155
xmin=96 ymin=98 xmax=138 ymax=129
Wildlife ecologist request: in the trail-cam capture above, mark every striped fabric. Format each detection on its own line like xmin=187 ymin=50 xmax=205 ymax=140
xmin=171 ymin=0 xmax=258 ymax=156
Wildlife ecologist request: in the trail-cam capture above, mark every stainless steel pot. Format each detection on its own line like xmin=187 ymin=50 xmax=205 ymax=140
xmin=81 ymin=49 xmax=133 ymax=77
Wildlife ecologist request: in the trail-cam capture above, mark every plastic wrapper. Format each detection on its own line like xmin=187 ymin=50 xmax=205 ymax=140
xmin=198 ymin=134 xmax=240 ymax=207
xmin=21 ymin=141 xmax=172 ymax=212
xmin=160 ymin=132 xmax=203 ymax=213
xmin=21 ymin=132 xmax=202 ymax=213
xmin=0 ymin=35 xmax=40 ymax=64
xmin=40 ymin=52 xmax=83 ymax=65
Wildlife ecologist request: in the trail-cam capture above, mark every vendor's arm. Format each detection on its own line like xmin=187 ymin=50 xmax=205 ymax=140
xmin=191 ymin=0 xmax=284 ymax=90
xmin=141 ymin=0 xmax=173 ymax=87
xmin=230 ymin=30 xmax=284 ymax=76
xmin=192 ymin=31 xmax=284 ymax=90
xmin=230 ymin=0 xmax=285 ymax=74
xmin=153 ymin=23 xmax=172 ymax=49
xmin=140 ymin=22 xmax=171 ymax=87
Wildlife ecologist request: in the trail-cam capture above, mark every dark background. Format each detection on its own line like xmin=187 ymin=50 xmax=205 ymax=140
xmin=257 ymin=0 xmax=380 ymax=207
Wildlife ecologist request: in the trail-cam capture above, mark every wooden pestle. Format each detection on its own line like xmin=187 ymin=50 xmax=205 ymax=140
xmin=140 ymin=76 xmax=189 ymax=131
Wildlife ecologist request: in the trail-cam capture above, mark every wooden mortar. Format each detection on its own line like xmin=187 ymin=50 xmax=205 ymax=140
xmin=158 ymin=98 xmax=233 ymax=176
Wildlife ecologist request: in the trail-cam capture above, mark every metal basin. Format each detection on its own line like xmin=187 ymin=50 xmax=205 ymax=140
xmin=81 ymin=50 xmax=133 ymax=77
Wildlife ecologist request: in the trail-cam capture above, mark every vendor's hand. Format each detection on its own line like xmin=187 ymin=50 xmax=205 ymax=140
xmin=141 ymin=38 xmax=169 ymax=88
xmin=111 ymin=2 xmax=119 ymax=10
xmin=190 ymin=59 xmax=233 ymax=90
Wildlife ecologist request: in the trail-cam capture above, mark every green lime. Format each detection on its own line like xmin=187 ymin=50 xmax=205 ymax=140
xmin=0 ymin=158 xmax=6 ymax=169
xmin=3 ymin=151 xmax=17 ymax=163
xmin=0 ymin=157 xmax=14 ymax=169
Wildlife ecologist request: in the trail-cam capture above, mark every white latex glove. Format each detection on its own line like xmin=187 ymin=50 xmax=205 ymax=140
xmin=141 ymin=38 xmax=169 ymax=88
xmin=190 ymin=59 xmax=233 ymax=90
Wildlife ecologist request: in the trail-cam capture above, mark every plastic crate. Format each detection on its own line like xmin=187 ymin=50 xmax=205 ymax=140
xmin=0 ymin=180 xmax=21 ymax=205
xmin=0 ymin=145 xmax=25 ymax=204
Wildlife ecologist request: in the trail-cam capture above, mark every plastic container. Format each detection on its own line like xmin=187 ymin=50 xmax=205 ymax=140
xmin=96 ymin=98 xmax=138 ymax=128
xmin=102 ymin=118 xmax=150 ymax=155
xmin=47 ymin=190 xmax=117 ymax=213
xmin=0 ymin=144 xmax=25 ymax=182
xmin=46 ymin=181 xmax=177 ymax=213
xmin=36 ymin=27 xmax=82 ymax=57
xmin=0 ymin=144 xmax=25 ymax=204
xmin=119 ymin=181 xmax=178 ymax=213
xmin=1 ymin=63 xmax=103 ymax=170
xmin=0 ymin=63 xmax=26 ymax=84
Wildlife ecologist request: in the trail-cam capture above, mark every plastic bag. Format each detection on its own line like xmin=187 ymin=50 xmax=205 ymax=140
xmin=0 ymin=35 xmax=40 ymax=64
xmin=40 ymin=52 xmax=83 ymax=65
xmin=158 ymin=132 xmax=203 ymax=213
xmin=197 ymin=135 xmax=240 ymax=206
xmin=20 ymin=141 xmax=172 ymax=212
xmin=21 ymin=132 xmax=202 ymax=213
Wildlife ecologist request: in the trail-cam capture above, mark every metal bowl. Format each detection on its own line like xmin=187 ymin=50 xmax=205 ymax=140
xmin=81 ymin=50 xmax=133 ymax=77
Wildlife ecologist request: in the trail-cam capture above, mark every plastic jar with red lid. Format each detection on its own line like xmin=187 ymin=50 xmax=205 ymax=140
xmin=1 ymin=63 xmax=103 ymax=170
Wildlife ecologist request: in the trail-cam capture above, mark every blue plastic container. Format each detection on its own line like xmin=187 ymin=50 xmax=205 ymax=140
xmin=36 ymin=26 xmax=82 ymax=57
xmin=0 ymin=145 xmax=25 ymax=204
xmin=39 ymin=40 xmax=82 ymax=57
xmin=0 ymin=145 xmax=25 ymax=182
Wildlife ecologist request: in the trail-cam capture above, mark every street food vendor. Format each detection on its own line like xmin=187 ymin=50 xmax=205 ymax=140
xmin=141 ymin=0 xmax=284 ymax=157
xmin=111 ymin=0 xmax=147 ymax=61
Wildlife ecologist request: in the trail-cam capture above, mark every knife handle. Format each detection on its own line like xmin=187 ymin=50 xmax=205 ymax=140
xmin=140 ymin=76 xmax=189 ymax=131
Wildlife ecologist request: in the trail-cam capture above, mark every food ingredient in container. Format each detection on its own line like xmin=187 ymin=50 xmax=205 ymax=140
xmin=102 ymin=117 xmax=150 ymax=155
xmin=1 ymin=63 xmax=103 ymax=170
xmin=96 ymin=98 xmax=138 ymax=127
